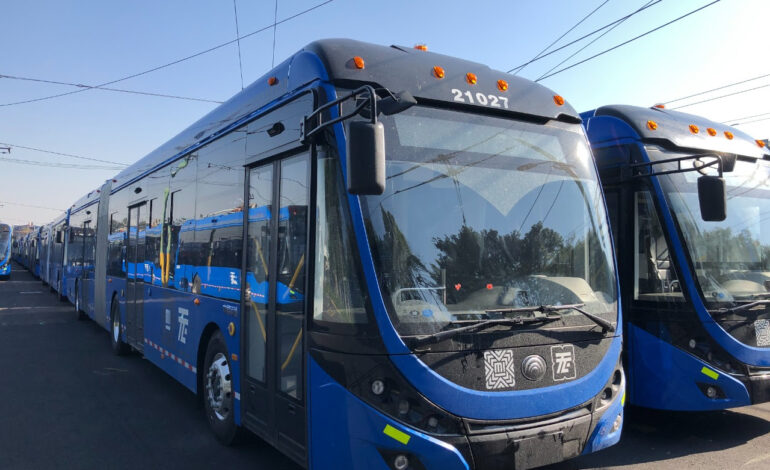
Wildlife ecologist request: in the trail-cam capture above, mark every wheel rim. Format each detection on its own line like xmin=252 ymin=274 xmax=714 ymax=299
xmin=206 ymin=352 xmax=232 ymax=421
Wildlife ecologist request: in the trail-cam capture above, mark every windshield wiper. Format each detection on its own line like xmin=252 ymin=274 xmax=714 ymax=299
xmin=710 ymin=300 xmax=770 ymax=317
xmin=486 ymin=303 xmax=615 ymax=333
xmin=409 ymin=303 xmax=615 ymax=347
xmin=410 ymin=315 xmax=561 ymax=347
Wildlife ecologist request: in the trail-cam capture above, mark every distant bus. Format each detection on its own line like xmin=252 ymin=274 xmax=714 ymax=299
xmin=0 ymin=223 xmax=11 ymax=279
xmin=583 ymin=104 xmax=770 ymax=410
xmin=48 ymin=39 xmax=624 ymax=469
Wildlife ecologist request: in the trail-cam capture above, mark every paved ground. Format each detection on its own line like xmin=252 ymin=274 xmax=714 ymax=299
xmin=3 ymin=262 xmax=770 ymax=469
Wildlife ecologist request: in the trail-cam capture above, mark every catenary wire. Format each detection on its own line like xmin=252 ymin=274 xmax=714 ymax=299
xmin=663 ymin=73 xmax=770 ymax=105
xmin=537 ymin=0 xmax=721 ymax=82
xmin=0 ymin=0 xmax=334 ymax=107
xmin=513 ymin=0 xmax=610 ymax=76
xmin=670 ymin=83 xmax=770 ymax=110
xmin=0 ymin=142 xmax=129 ymax=166
xmin=507 ymin=0 xmax=661 ymax=73
xmin=0 ymin=74 xmax=224 ymax=104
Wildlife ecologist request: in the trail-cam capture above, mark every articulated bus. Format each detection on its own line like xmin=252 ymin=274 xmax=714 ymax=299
xmin=582 ymin=104 xmax=770 ymax=410
xmin=0 ymin=223 xmax=11 ymax=279
xmin=52 ymin=39 xmax=624 ymax=469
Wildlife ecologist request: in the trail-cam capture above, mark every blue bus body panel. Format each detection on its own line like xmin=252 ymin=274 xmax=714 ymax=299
xmin=628 ymin=324 xmax=750 ymax=410
xmin=309 ymin=358 xmax=469 ymax=470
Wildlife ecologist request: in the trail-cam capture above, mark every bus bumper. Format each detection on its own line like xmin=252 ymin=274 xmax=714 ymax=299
xmin=309 ymin=358 xmax=624 ymax=470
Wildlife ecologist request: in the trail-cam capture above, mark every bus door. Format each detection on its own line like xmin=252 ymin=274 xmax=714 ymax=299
xmin=243 ymin=154 xmax=309 ymax=463
xmin=126 ymin=203 xmax=148 ymax=349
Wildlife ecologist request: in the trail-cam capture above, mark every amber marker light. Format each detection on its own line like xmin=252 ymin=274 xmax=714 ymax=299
xmin=497 ymin=79 xmax=508 ymax=92
xmin=553 ymin=95 xmax=565 ymax=106
xmin=707 ymin=128 xmax=717 ymax=136
xmin=725 ymin=131 xmax=734 ymax=140
xmin=759 ymin=140 xmax=767 ymax=148
xmin=353 ymin=56 xmax=365 ymax=69
xmin=647 ymin=120 xmax=658 ymax=131
xmin=653 ymin=104 xmax=666 ymax=109
xmin=433 ymin=66 xmax=445 ymax=79
xmin=414 ymin=44 xmax=428 ymax=51
xmin=466 ymin=73 xmax=478 ymax=85
xmin=194 ymin=298 xmax=201 ymax=306
xmin=689 ymin=124 xmax=700 ymax=134
xmin=268 ymin=77 xmax=278 ymax=86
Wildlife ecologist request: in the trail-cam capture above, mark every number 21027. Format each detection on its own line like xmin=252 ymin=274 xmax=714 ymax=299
xmin=450 ymin=88 xmax=509 ymax=108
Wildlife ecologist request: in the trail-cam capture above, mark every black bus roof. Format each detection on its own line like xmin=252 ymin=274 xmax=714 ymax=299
xmin=107 ymin=38 xmax=580 ymax=192
xmin=583 ymin=104 xmax=770 ymax=160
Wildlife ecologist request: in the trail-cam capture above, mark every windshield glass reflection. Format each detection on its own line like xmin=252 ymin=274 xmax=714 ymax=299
xmin=357 ymin=106 xmax=617 ymax=336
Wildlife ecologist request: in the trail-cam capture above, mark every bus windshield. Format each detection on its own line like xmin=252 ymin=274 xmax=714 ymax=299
xmin=359 ymin=106 xmax=617 ymax=337
xmin=0 ymin=225 xmax=11 ymax=251
xmin=658 ymin=149 xmax=770 ymax=307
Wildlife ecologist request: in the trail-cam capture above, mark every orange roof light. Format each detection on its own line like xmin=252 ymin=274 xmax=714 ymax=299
xmin=707 ymin=127 xmax=717 ymax=136
xmin=432 ymin=65 xmax=445 ymax=79
xmin=725 ymin=131 xmax=734 ymax=140
xmin=689 ymin=124 xmax=699 ymax=134
xmin=353 ymin=56 xmax=365 ymax=69
xmin=553 ymin=95 xmax=565 ymax=106
xmin=653 ymin=104 xmax=666 ymax=109
xmin=414 ymin=44 xmax=428 ymax=51
xmin=647 ymin=120 xmax=658 ymax=131
xmin=466 ymin=72 xmax=478 ymax=85
xmin=758 ymin=140 xmax=767 ymax=148
xmin=267 ymin=77 xmax=278 ymax=86
xmin=497 ymin=79 xmax=508 ymax=92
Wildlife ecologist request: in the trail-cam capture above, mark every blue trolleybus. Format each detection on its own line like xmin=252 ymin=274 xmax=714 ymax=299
xmin=56 ymin=39 xmax=624 ymax=469
xmin=583 ymin=104 xmax=770 ymax=410
xmin=0 ymin=223 xmax=12 ymax=279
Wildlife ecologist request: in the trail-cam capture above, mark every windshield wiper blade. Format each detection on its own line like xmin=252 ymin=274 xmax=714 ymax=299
xmin=710 ymin=300 xmax=770 ymax=316
xmin=536 ymin=303 xmax=616 ymax=333
xmin=410 ymin=315 xmax=561 ymax=347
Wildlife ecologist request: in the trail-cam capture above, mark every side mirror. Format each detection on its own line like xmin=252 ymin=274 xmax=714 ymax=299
xmin=698 ymin=175 xmax=726 ymax=222
xmin=346 ymin=120 xmax=386 ymax=195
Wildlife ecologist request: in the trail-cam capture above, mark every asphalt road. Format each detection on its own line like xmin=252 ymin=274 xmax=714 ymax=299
xmin=3 ymin=262 xmax=770 ymax=470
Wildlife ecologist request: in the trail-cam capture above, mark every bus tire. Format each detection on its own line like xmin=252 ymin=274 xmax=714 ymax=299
xmin=203 ymin=331 xmax=242 ymax=445
xmin=75 ymin=282 xmax=87 ymax=321
xmin=110 ymin=299 xmax=129 ymax=355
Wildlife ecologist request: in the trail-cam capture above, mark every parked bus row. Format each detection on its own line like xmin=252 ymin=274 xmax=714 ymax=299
xmin=10 ymin=38 xmax=770 ymax=469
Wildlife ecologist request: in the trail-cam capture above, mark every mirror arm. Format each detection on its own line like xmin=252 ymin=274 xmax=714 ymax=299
xmin=629 ymin=153 xmax=724 ymax=181
xmin=300 ymin=85 xmax=378 ymax=144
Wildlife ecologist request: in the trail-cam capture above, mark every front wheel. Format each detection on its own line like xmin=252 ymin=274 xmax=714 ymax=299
xmin=110 ymin=299 xmax=129 ymax=355
xmin=203 ymin=331 xmax=242 ymax=445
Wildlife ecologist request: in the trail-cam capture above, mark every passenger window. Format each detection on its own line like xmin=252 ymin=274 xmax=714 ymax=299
xmin=634 ymin=191 xmax=684 ymax=302
xmin=313 ymin=152 xmax=370 ymax=325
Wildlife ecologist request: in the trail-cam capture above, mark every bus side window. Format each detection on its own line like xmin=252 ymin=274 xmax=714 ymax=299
xmin=634 ymin=191 xmax=684 ymax=302
xmin=313 ymin=151 xmax=371 ymax=326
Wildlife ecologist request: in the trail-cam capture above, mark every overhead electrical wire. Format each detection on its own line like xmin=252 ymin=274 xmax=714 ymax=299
xmin=536 ymin=0 xmax=721 ymax=82
xmin=660 ymin=72 xmax=770 ymax=105
xmin=732 ymin=116 xmax=770 ymax=127
xmin=0 ymin=0 xmax=334 ymax=107
xmin=233 ymin=0 xmax=245 ymax=90
xmin=512 ymin=0 xmax=610 ymax=77
xmin=0 ymin=74 xmax=224 ymax=104
xmin=0 ymin=157 xmax=124 ymax=170
xmin=536 ymin=0 xmax=656 ymax=81
xmin=670 ymin=83 xmax=770 ymax=110
xmin=507 ymin=0 xmax=661 ymax=73
xmin=0 ymin=142 xmax=129 ymax=166
xmin=723 ymin=111 xmax=770 ymax=125
xmin=0 ymin=201 xmax=64 ymax=212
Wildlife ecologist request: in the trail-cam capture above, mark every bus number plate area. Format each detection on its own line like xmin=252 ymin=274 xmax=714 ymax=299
xmin=451 ymin=88 xmax=509 ymax=109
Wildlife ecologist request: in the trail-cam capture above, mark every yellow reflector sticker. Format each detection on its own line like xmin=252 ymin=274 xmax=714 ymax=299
xmin=701 ymin=367 xmax=719 ymax=380
xmin=383 ymin=424 xmax=411 ymax=445
xmin=621 ymin=392 xmax=626 ymax=406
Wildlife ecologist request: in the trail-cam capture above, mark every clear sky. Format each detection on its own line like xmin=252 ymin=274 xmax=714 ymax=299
xmin=1 ymin=0 xmax=768 ymax=226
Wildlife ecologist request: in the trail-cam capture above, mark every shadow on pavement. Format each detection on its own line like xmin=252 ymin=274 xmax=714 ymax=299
xmin=544 ymin=405 xmax=770 ymax=469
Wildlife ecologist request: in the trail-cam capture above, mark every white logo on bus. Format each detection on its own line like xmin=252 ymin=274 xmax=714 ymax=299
xmin=178 ymin=307 xmax=189 ymax=344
